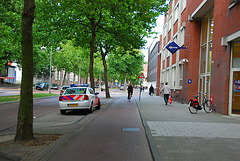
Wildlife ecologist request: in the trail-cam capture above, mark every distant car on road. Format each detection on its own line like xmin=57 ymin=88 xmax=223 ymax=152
xmin=60 ymin=85 xmax=70 ymax=95
xmin=59 ymin=84 xmax=101 ymax=114
xmin=35 ymin=82 xmax=49 ymax=90
xmin=50 ymin=83 xmax=59 ymax=90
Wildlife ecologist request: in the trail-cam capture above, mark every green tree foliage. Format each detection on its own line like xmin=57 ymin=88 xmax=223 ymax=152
xmin=0 ymin=1 xmax=22 ymax=74
xmin=108 ymin=48 xmax=144 ymax=88
xmin=54 ymin=40 xmax=90 ymax=85
xmin=34 ymin=0 xmax=168 ymax=90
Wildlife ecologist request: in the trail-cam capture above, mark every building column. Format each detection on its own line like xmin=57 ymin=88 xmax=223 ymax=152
xmin=156 ymin=55 xmax=161 ymax=95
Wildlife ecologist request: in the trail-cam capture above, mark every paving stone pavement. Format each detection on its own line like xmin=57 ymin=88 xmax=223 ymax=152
xmin=138 ymin=92 xmax=240 ymax=161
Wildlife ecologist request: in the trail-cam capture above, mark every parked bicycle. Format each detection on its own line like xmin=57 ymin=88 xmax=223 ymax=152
xmin=188 ymin=92 xmax=213 ymax=114
xmin=171 ymin=90 xmax=184 ymax=104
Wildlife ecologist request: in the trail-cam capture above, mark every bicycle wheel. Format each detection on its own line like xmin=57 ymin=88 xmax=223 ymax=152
xmin=188 ymin=101 xmax=198 ymax=114
xmin=178 ymin=97 xmax=184 ymax=104
xmin=203 ymin=100 xmax=213 ymax=113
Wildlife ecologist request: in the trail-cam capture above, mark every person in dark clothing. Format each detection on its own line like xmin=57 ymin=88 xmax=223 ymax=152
xmin=149 ymin=84 xmax=154 ymax=96
xmin=127 ymin=83 xmax=133 ymax=99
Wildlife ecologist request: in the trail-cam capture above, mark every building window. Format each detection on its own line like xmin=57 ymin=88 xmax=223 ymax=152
xmin=179 ymin=64 xmax=183 ymax=87
xmin=200 ymin=14 xmax=213 ymax=75
xmin=174 ymin=5 xmax=179 ymax=23
xmin=179 ymin=27 xmax=185 ymax=46
xmin=200 ymin=44 xmax=207 ymax=74
xmin=181 ymin=0 xmax=186 ymax=13
xmin=168 ymin=16 xmax=172 ymax=31
xmin=172 ymin=66 xmax=176 ymax=87
xmin=166 ymin=69 xmax=170 ymax=83
xmin=161 ymin=71 xmax=165 ymax=83
xmin=232 ymin=43 xmax=240 ymax=68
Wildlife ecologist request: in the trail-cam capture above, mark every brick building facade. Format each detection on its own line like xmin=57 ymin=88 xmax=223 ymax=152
xmin=156 ymin=0 xmax=240 ymax=115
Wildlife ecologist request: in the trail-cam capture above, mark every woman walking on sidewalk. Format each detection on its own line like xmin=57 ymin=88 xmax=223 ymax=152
xmin=160 ymin=82 xmax=171 ymax=105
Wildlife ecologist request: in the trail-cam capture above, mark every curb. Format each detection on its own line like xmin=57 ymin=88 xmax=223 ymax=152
xmin=0 ymin=96 xmax=58 ymax=105
xmin=136 ymin=100 xmax=161 ymax=161
xmin=35 ymin=98 xmax=116 ymax=161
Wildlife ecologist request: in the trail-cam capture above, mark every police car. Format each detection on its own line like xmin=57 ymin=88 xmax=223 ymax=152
xmin=59 ymin=84 xmax=101 ymax=114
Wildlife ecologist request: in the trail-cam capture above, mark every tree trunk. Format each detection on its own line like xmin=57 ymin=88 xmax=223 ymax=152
xmin=15 ymin=0 xmax=35 ymax=141
xmin=85 ymin=72 xmax=87 ymax=84
xmin=89 ymin=20 xmax=96 ymax=90
xmin=124 ymin=74 xmax=127 ymax=91
xmin=101 ymin=53 xmax=110 ymax=98
xmin=57 ymin=70 xmax=60 ymax=85
xmin=73 ymin=69 xmax=76 ymax=84
xmin=62 ymin=71 xmax=67 ymax=86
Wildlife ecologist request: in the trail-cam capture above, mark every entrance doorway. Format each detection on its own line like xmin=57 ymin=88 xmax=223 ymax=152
xmin=231 ymin=43 xmax=240 ymax=114
xmin=232 ymin=71 xmax=240 ymax=114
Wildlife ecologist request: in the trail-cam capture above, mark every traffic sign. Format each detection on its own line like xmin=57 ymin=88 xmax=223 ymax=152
xmin=166 ymin=41 xmax=187 ymax=54
xmin=138 ymin=72 xmax=145 ymax=79
xmin=188 ymin=79 xmax=192 ymax=84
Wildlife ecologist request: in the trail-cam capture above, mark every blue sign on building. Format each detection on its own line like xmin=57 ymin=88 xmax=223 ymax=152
xmin=166 ymin=41 xmax=187 ymax=54
xmin=188 ymin=79 xmax=192 ymax=84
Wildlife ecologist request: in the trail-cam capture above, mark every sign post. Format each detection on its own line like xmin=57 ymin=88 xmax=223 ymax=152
xmin=138 ymin=73 xmax=145 ymax=101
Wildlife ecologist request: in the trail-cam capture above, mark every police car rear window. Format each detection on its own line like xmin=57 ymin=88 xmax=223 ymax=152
xmin=65 ymin=88 xmax=86 ymax=94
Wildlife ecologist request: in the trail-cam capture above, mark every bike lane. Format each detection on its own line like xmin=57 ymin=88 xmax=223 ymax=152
xmin=49 ymin=96 xmax=153 ymax=161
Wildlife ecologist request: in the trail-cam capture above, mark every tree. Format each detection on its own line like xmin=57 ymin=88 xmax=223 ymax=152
xmin=15 ymin=0 xmax=35 ymax=141
xmin=108 ymin=49 xmax=144 ymax=90
xmin=36 ymin=0 xmax=168 ymax=91
xmin=0 ymin=1 xmax=22 ymax=74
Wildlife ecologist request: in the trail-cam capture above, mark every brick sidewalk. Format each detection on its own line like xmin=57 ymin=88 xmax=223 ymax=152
xmin=138 ymin=92 xmax=240 ymax=161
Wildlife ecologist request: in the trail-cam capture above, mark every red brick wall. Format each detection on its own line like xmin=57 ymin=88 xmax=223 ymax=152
xmin=172 ymin=51 xmax=176 ymax=65
xmin=159 ymin=35 xmax=162 ymax=51
xmin=183 ymin=20 xmax=201 ymax=102
xmin=175 ymin=0 xmax=178 ymax=6
xmin=169 ymin=1 xmax=172 ymax=15
xmin=163 ymin=37 xmax=166 ymax=47
xmin=210 ymin=1 xmax=240 ymax=114
xmin=173 ymin=20 xmax=178 ymax=36
xmin=158 ymin=0 xmax=240 ymax=115
xmin=167 ymin=57 xmax=170 ymax=68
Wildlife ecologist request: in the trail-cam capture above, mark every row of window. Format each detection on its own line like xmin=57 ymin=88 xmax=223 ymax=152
xmin=54 ymin=71 xmax=79 ymax=82
xmin=161 ymin=64 xmax=183 ymax=89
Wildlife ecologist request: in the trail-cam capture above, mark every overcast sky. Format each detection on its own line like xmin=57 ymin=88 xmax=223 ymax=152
xmin=142 ymin=15 xmax=164 ymax=62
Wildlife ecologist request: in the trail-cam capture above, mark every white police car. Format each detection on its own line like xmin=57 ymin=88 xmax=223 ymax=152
xmin=59 ymin=84 xmax=101 ymax=114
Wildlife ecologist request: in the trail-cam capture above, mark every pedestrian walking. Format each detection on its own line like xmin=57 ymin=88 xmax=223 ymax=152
xmin=149 ymin=84 xmax=154 ymax=96
xmin=160 ymin=82 xmax=171 ymax=105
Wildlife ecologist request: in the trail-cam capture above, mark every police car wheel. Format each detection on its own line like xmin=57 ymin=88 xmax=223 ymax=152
xmin=60 ymin=110 xmax=66 ymax=115
xmin=96 ymin=101 xmax=101 ymax=110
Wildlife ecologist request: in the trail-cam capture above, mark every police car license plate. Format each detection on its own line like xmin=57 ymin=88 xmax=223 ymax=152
xmin=68 ymin=104 xmax=78 ymax=107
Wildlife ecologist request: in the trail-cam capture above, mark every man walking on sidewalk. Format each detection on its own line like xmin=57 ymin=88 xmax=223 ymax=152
xmin=160 ymin=82 xmax=170 ymax=105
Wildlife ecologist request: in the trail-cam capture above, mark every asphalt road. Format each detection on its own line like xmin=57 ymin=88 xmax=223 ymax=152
xmin=0 ymin=88 xmax=150 ymax=161
xmin=0 ymin=96 xmax=59 ymax=132
xmin=48 ymin=94 xmax=152 ymax=161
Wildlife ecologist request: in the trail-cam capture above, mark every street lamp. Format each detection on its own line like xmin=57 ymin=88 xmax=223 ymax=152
xmin=41 ymin=46 xmax=61 ymax=94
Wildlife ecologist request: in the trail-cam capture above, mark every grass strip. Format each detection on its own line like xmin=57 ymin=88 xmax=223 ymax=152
xmin=0 ymin=93 xmax=58 ymax=103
